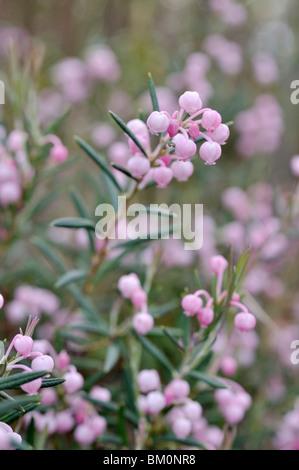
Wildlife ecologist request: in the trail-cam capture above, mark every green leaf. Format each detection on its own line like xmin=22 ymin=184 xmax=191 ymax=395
xmin=134 ymin=332 xmax=174 ymax=373
xmin=75 ymin=136 xmax=122 ymax=191
xmin=148 ymin=73 xmax=160 ymax=112
xmin=154 ymin=434 xmax=205 ymax=449
xmin=0 ymin=370 xmax=49 ymax=391
xmin=111 ymin=163 xmax=138 ymax=181
xmin=127 ymin=205 xmax=177 ymax=218
xmin=104 ymin=344 xmax=120 ymax=373
xmin=0 ymin=396 xmax=40 ymax=419
xmin=85 ymin=396 xmax=138 ymax=426
xmin=44 ymin=108 xmax=70 ymax=135
xmin=70 ymin=189 xmax=95 ymax=253
xmin=51 ymin=217 xmax=95 ymax=231
xmin=188 ymin=371 xmax=228 ymax=389
xmin=0 ymin=402 xmax=40 ymax=424
xmin=162 ymin=327 xmax=185 ymax=351
xmin=32 ymin=237 xmax=65 ymax=274
xmin=117 ymin=403 xmax=128 ymax=446
xmin=40 ymin=378 xmax=66 ymax=388
xmin=109 ymin=111 xmax=148 ymax=158
xmin=55 ymin=269 xmax=87 ymax=288
xmin=234 ymin=247 xmax=251 ymax=291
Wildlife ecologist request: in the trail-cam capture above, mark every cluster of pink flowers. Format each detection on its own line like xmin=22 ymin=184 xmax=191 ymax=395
xmin=203 ymin=35 xmax=243 ymax=76
xmin=235 ymin=95 xmax=284 ymax=158
xmin=118 ymin=273 xmax=153 ymax=335
xmin=137 ymin=370 xmax=224 ymax=449
xmin=209 ymin=0 xmax=247 ymax=27
xmin=215 ymin=382 xmax=252 ymax=426
xmin=167 ymin=53 xmax=213 ymax=105
xmin=51 ymin=45 xmax=120 ymax=104
xmin=2 ymin=317 xmax=55 ymax=395
xmin=220 ymin=183 xmax=288 ymax=298
xmin=25 ymin=368 xmax=108 ymax=447
xmin=273 ymin=400 xmax=299 ymax=450
xmin=109 ymin=91 xmax=230 ymax=190
xmin=181 ymin=255 xmax=256 ymax=333
xmin=5 ymin=285 xmax=60 ymax=324
xmin=0 ymin=130 xmax=31 ymax=207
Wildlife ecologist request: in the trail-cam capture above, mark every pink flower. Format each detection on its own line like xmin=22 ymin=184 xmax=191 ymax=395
xmin=21 ymin=376 xmax=43 ymax=396
xmin=182 ymin=294 xmax=203 ymax=317
xmin=137 ymin=370 xmax=161 ymax=394
xmin=207 ymin=123 xmax=230 ymax=145
xmin=118 ymin=273 xmax=141 ymax=298
xmin=209 ymin=255 xmax=228 ymax=275
xmin=13 ymin=334 xmax=34 ymax=358
xmin=201 ymin=110 xmax=222 ymax=132
xmin=219 ymin=356 xmax=238 ymax=376
xmin=132 ymin=312 xmax=154 ymax=336
xmin=234 ymin=313 xmax=256 ymax=332
xmin=0 ymin=294 xmax=4 ymax=309
xmin=171 ymin=160 xmax=194 ymax=182
xmin=198 ymin=307 xmax=214 ymax=327
xmin=145 ymin=391 xmax=166 ymax=416
xmin=127 ymin=156 xmax=150 ymax=179
xmin=74 ymin=424 xmax=95 ymax=446
xmin=188 ymin=123 xmax=200 ymax=140
xmin=90 ymin=386 xmax=112 ymax=403
xmin=172 ymin=418 xmax=192 ymax=439
xmin=50 ymin=144 xmax=69 ymax=163
xmin=175 ymin=137 xmax=197 ymax=161
xmin=152 ymin=166 xmax=173 ymax=188
xmin=199 ymin=141 xmax=222 ymax=165
xmin=179 ymin=91 xmax=202 ymax=114
xmin=31 ymin=355 xmax=54 ymax=372
xmin=290 ymin=156 xmax=299 ymax=178
xmin=131 ymin=288 xmax=148 ymax=309
xmin=167 ymin=119 xmax=180 ymax=138
xmin=147 ymin=111 xmax=170 ymax=135
xmin=63 ymin=369 xmax=84 ymax=394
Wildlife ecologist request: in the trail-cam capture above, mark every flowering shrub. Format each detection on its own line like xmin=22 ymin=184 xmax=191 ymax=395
xmin=0 ymin=0 xmax=299 ymax=452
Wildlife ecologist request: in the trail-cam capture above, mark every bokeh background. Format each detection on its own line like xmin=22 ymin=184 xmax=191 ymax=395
xmin=1 ymin=0 xmax=299 ymax=450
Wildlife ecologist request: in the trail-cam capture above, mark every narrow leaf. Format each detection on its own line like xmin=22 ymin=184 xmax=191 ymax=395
xmin=51 ymin=217 xmax=95 ymax=231
xmin=55 ymin=269 xmax=87 ymax=288
xmin=188 ymin=371 xmax=228 ymax=389
xmin=109 ymin=111 xmax=148 ymax=158
xmin=148 ymin=73 xmax=160 ymax=112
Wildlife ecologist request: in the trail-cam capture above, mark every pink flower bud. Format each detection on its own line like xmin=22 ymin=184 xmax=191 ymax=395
xmin=0 ymin=294 xmax=4 ymax=309
xmin=188 ymin=123 xmax=200 ymax=140
xmin=128 ymin=134 xmax=149 ymax=155
xmin=0 ymin=423 xmax=22 ymax=451
xmin=175 ymin=137 xmax=197 ymax=161
xmin=131 ymin=288 xmax=148 ymax=309
xmin=74 ymin=424 xmax=95 ymax=446
xmin=199 ymin=141 xmax=222 ymax=165
xmin=172 ymin=418 xmax=192 ymax=439
xmin=171 ymin=161 xmax=194 ymax=182
xmin=179 ymin=91 xmax=202 ymax=114
xmin=222 ymin=404 xmax=245 ymax=425
xmin=181 ymin=294 xmax=203 ymax=317
xmin=90 ymin=386 xmax=111 ymax=403
xmin=31 ymin=355 xmax=54 ymax=372
xmin=209 ymin=255 xmax=228 ymax=275
xmin=147 ymin=111 xmax=170 ymax=135
xmin=118 ymin=273 xmax=141 ymax=298
xmin=146 ymin=391 xmax=166 ymax=416
xmin=56 ymin=350 xmax=71 ymax=370
xmin=41 ymin=388 xmax=58 ymax=406
xmin=167 ymin=119 xmax=180 ymax=138
xmin=7 ymin=130 xmax=27 ymax=153
xmin=137 ymin=370 xmax=161 ymax=394
xmin=90 ymin=415 xmax=107 ymax=437
xmin=0 ymin=181 xmax=22 ymax=206
xmin=164 ymin=379 xmax=190 ymax=405
xmin=55 ymin=411 xmax=75 ymax=434
xmin=201 ymin=110 xmax=222 ymax=132
xmin=234 ymin=313 xmax=256 ymax=332
xmin=14 ymin=334 xmax=34 ymax=358
xmin=133 ymin=312 xmax=154 ymax=336
xmin=207 ymin=123 xmax=230 ymax=144
xmin=127 ymin=156 xmax=150 ymax=179
xmin=290 ymin=156 xmax=299 ymax=178
xmin=127 ymin=119 xmax=148 ymax=135
xmin=21 ymin=376 xmax=43 ymax=395
xmin=198 ymin=307 xmax=215 ymax=327
xmin=152 ymin=166 xmax=173 ymax=188
xmin=219 ymin=356 xmax=238 ymax=376
xmin=183 ymin=400 xmax=203 ymax=422
xmin=63 ymin=370 xmax=84 ymax=394
xmin=50 ymin=144 xmax=69 ymax=163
